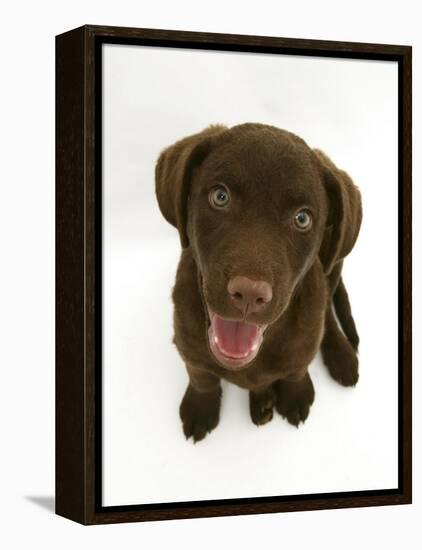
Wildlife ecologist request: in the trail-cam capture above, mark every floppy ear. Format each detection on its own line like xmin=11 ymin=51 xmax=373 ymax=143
xmin=315 ymin=149 xmax=362 ymax=275
xmin=155 ymin=124 xmax=227 ymax=248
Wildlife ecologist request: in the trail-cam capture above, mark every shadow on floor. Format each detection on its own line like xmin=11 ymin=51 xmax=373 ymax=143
xmin=25 ymin=495 xmax=55 ymax=513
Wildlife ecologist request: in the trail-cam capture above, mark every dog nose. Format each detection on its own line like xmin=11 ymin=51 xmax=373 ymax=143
xmin=227 ymin=276 xmax=273 ymax=314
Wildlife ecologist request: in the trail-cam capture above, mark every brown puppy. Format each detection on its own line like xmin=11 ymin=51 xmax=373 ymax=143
xmin=155 ymin=123 xmax=362 ymax=442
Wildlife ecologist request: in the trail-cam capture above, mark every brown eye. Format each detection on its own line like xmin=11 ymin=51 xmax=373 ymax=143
xmin=294 ymin=209 xmax=312 ymax=230
xmin=209 ymin=186 xmax=230 ymax=209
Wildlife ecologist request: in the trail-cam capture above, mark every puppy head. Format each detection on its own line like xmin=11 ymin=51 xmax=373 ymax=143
xmin=156 ymin=123 xmax=362 ymax=370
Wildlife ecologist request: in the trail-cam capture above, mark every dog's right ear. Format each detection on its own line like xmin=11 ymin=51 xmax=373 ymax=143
xmin=155 ymin=125 xmax=227 ymax=248
xmin=314 ymin=149 xmax=362 ymax=276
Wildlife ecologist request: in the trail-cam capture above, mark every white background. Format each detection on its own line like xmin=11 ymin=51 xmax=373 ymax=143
xmin=103 ymin=46 xmax=398 ymax=505
xmin=0 ymin=0 xmax=420 ymax=548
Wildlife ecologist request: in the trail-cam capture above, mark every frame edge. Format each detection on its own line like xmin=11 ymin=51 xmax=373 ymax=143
xmin=401 ymin=45 xmax=412 ymax=505
xmin=55 ymin=25 xmax=90 ymax=526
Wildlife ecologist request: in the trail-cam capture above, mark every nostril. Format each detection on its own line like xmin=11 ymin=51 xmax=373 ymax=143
xmin=258 ymin=283 xmax=273 ymax=304
xmin=228 ymin=275 xmax=272 ymax=313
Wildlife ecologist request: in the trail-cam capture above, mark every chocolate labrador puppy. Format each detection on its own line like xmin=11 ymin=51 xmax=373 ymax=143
xmin=155 ymin=123 xmax=362 ymax=442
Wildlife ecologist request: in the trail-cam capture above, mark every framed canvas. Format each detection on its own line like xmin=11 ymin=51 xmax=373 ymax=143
xmin=55 ymin=25 xmax=412 ymax=525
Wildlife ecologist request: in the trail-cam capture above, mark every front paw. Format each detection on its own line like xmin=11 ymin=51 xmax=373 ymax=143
xmin=179 ymin=384 xmax=222 ymax=442
xmin=249 ymin=388 xmax=275 ymax=426
xmin=274 ymin=373 xmax=315 ymax=427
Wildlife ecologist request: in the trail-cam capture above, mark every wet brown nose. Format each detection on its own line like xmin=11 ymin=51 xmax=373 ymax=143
xmin=227 ymin=276 xmax=273 ymax=314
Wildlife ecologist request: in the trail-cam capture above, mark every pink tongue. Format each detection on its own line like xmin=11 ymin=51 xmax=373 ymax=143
xmin=212 ymin=316 xmax=259 ymax=358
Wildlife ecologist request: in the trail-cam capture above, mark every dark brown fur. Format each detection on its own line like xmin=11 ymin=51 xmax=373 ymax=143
xmin=155 ymin=123 xmax=362 ymax=442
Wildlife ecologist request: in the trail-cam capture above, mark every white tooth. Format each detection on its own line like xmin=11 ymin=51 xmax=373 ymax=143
xmin=251 ymin=342 xmax=258 ymax=352
xmin=214 ymin=335 xmax=219 ymax=344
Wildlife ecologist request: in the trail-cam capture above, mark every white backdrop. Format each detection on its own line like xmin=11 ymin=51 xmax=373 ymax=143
xmin=102 ymin=45 xmax=399 ymax=505
xmin=1 ymin=0 xmax=420 ymax=548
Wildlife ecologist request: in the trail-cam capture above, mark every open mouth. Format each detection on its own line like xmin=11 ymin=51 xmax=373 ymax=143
xmin=207 ymin=311 xmax=267 ymax=370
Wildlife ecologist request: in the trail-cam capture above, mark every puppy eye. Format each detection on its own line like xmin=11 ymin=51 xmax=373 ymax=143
xmin=209 ymin=186 xmax=230 ymax=209
xmin=294 ymin=209 xmax=313 ymax=230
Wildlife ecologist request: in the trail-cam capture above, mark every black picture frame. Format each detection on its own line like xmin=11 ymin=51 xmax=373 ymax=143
xmin=55 ymin=24 xmax=412 ymax=525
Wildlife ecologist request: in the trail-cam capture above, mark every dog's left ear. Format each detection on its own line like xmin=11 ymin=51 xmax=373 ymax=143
xmin=155 ymin=125 xmax=227 ymax=248
xmin=315 ymin=149 xmax=362 ymax=275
